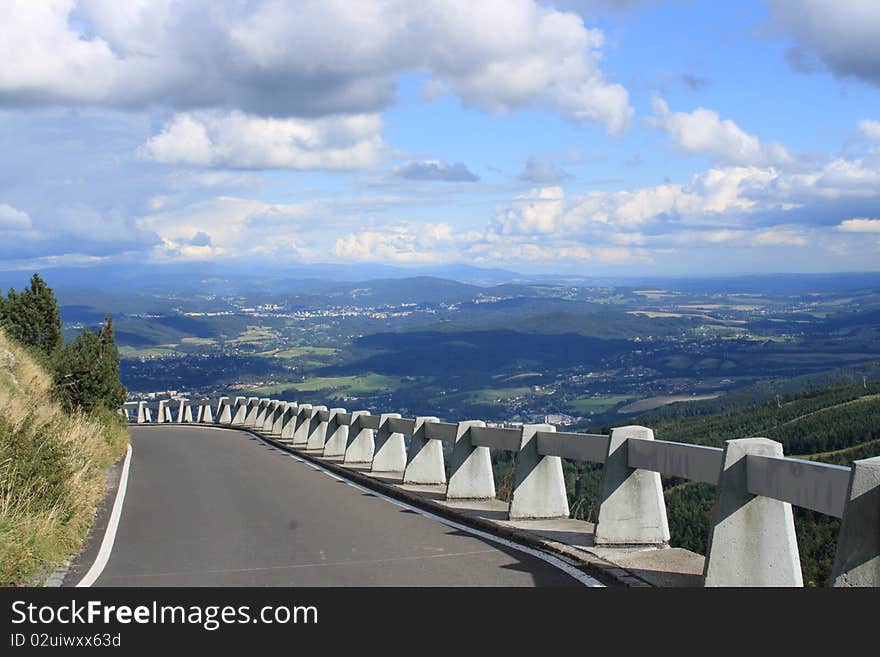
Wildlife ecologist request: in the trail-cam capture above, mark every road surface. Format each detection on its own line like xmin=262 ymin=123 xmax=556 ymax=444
xmin=75 ymin=425 xmax=583 ymax=586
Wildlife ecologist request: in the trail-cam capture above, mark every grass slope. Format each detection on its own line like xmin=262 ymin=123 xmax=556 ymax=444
xmin=0 ymin=329 xmax=129 ymax=586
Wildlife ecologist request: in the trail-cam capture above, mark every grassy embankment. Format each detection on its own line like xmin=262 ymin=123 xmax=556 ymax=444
xmin=0 ymin=329 xmax=129 ymax=586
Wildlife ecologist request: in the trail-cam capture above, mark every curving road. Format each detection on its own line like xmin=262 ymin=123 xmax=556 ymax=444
xmin=74 ymin=425 xmax=583 ymax=587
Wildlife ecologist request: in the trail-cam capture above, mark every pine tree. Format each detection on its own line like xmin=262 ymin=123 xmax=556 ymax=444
xmin=0 ymin=273 xmax=63 ymax=359
xmin=53 ymin=316 xmax=127 ymax=413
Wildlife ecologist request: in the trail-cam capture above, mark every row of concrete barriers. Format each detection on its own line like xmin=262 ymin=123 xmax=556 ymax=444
xmin=122 ymin=396 xmax=879 ymax=587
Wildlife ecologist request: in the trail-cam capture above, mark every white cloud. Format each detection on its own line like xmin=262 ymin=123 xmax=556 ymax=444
xmin=0 ymin=203 xmax=31 ymax=230
xmin=768 ymin=0 xmax=880 ymax=86
xmin=0 ymin=0 xmax=632 ymax=134
xmin=140 ymin=111 xmax=386 ymax=170
xmin=751 ymin=228 xmax=810 ymax=247
xmin=333 ymin=222 xmax=462 ymax=264
xmin=860 ymin=119 xmax=880 ymax=141
xmin=651 ymin=97 xmax=793 ymax=166
xmin=136 ymin=196 xmax=319 ymax=260
xmin=838 ymin=218 xmax=880 ymax=233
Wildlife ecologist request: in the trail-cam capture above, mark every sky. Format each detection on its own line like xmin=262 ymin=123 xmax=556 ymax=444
xmin=1 ymin=0 xmax=879 ymax=277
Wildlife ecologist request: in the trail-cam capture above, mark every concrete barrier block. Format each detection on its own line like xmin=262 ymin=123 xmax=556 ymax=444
xmin=344 ymin=411 xmax=375 ymax=464
xmin=304 ymin=405 xmax=328 ymax=449
xmin=594 ymin=425 xmax=670 ymax=546
xmin=403 ymin=417 xmax=446 ymax=485
xmin=292 ymin=404 xmax=314 ymax=446
xmin=216 ymin=397 xmax=232 ymax=424
xmin=230 ymin=397 xmax=249 ymax=425
xmin=371 ymin=413 xmax=407 ymax=472
xmin=509 ymin=424 xmax=569 ymax=519
xmin=270 ymin=402 xmax=288 ymax=434
xmin=261 ymin=401 xmax=279 ymax=432
xmin=447 ymin=420 xmax=495 ymax=500
xmin=177 ymin=399 xmax=193 ymax=424
xmin=280 ymin=403 xmax=299 ymax=440
xmin=249 ymin=398 xmax=270 ymax=427
xmin=703 ymin=437 xmax=803 ymax=587
xmin=832 ymin=456 xmax=880 ymax=587
xmin=136 ymin=401 xmax=149 ymax=424
xmin=198 ymin=403 xmax=213 ymax=423
xmin=157 ymin=400 xmax=173 ymax=424
xmin=322 ymin=409 xmax=349 ymax=457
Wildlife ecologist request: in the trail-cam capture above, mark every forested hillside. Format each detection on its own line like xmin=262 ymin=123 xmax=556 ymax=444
xmin=639 ymin=381 xmax=879 ymax=586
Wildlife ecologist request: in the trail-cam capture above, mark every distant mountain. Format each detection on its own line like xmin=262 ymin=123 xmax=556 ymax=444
xmin=0 ymin=261 xmax=524 ymax=294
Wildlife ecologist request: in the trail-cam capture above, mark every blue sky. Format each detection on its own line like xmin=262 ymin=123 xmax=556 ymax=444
xmin=1 ymin=0 xmax=879 ymax=276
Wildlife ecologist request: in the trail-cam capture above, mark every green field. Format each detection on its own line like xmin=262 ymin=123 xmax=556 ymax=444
xmin=271 ymin=346 xmax=340 ymax=358
xmin=248 ymin=373 xmax=402 ymax=396
xmin=564 ymin=395 xmax=635 ymax=414
xmin=118 ymin=345 xmax=182 ymax=358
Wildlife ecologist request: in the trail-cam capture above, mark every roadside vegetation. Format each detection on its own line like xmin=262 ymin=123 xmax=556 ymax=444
xmin=0 ymin=274 xmax=129 ymax=586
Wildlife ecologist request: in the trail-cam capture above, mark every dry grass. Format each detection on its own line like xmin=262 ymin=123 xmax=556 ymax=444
xmin=0 ymin=329 xmax=129 ymax=586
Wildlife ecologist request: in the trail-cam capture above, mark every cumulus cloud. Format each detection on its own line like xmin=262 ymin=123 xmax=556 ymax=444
xmin=0 ymin=0 xmax=632 ymax=134
xmin=394 ymin=160 xmax=479 ymax=182
xmin=838 ymin=218 xmax=880 ymax=232
xmin=519 ymin=157 xmax=571 ymax=183
xmin=140 ymin=111 xmax=385 ymax=170
xmin=767 ymin=0 xmax=880 ymax=86
xmin=491 ymin=145 xmax=880 ymax=247
xmin=651 ymin=97 xmax=793 ymax=167
xmin=333 ymin=221 xmax=463 ymax=264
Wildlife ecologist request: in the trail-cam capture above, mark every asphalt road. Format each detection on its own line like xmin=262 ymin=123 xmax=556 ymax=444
xmin=84 ymin=425 xmax=582 ymax=586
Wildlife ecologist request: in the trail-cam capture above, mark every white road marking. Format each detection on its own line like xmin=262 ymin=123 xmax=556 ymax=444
xmin=76 ymin=443 xmax=133 ymax=587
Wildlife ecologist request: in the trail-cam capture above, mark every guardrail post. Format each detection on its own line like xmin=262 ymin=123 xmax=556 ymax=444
xmin=305 ymin=406 xmax=329 ymax=450
xmin=198 ymin=402 xmax=213 ymax=423
xmin=371 ymin=413 xmax=406 ymax=472
xmin=447 ymin=420 xmax=495 ymax=499
xmin=704 ymin=437 xmax=802 ymax=587
xmin=831 ymin=456 xmax=880 ymax=586
xmin=403 ymin=417 xmax=445 ymax=485
xmin=248 ymin=398 xmax=269 ymax=427
xmin=136 ymin=401 xmax=150 ymax=424
xmin=280 ymin=403 xmax=299 ymax=440
xmin=509 ymin=423 xmax=568 ymax=519
xmin=231 ymin=397 xmax=249 ymax=425
xmin=157 ymin=400 xmax=171 ymax=423
xmin=216 ymin=397 xmax=232 ymax=424
xmin=344 ymin=411 xmax=374 ymax=464
xmin=270 ymin=402 xmax=289 ymax=435
xmin=291 ymin=404 xmax=314 ymax=445
xmin=177 ymin=398 xmax=193 ymax=424
xmin=260 ymin=400 xmax=278 ymax=432
xmin=322 ymin=409 xmax=349 ymax=457
xmin=594 ymin=425 xmax=670 ymax=546
xmin=293 ymin=406 xmax=327 ymax=447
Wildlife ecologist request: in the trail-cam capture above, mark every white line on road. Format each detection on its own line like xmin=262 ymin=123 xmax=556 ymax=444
xmin=76 ymin=443 xmax=133 ymax=588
